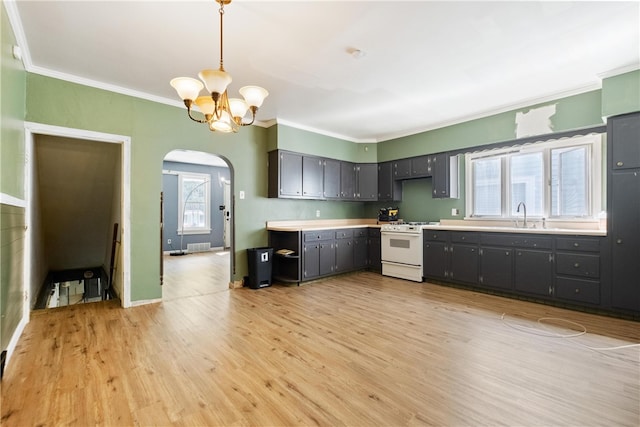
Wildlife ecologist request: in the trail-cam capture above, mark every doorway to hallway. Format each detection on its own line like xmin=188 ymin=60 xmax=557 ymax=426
xmin=161 ymin=150 xmax=232 ymax=300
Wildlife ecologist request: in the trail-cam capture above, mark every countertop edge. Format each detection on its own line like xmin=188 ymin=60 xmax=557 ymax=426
xmin=267 ymin=223 xmax=605 ymax=236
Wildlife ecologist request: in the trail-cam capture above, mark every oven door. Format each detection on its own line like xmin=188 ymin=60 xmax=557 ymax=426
xmin=381 ymin=231 xmax=423 ymax=266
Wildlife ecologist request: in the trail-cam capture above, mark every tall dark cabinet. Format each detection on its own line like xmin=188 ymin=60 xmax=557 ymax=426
xmin=608 ymin=112 xmax=640 ymax=313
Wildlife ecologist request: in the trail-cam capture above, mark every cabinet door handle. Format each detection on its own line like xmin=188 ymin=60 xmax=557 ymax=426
xmin=573 ymin=242 xmax=579 ymax=247
xmin=574 ymin=263 xmax=580 ymax=268
xmin=617 ymin=239 xmax=623 ymax=244
xmin=616 ymin=161 xmax=624 ymax=167
xmin=505 ymin=251 xmax=510 ymax=256
xmin=575 ymin=288 xmax=580 ymax=294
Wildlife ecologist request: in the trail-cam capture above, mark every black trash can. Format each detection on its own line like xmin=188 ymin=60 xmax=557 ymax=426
xmin=246 ymin=247 xmax=273 ymax=289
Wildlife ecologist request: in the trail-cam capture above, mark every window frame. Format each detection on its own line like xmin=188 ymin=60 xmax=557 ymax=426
xmin=177 ymin=172 xmax=211 ymax=235
xmin=465 ymin=134 xmax=602 ymax=221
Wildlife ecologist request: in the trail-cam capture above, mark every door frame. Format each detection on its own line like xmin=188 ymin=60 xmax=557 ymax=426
xmin=24 ymin=122 xmax=132 ymax=308
xmin=161 ymin=150 xmax=234 ymax=287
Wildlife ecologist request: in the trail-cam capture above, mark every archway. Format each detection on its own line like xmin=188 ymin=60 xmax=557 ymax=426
xmin=161 ymin=150 xmax=233 ymax=300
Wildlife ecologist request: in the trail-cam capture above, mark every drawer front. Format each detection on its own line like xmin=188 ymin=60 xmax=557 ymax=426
xmin=481 ymin=233 xmax=518 ymax=247
xmin=556 ymin=237 xmax=600 ymax=252
xmin=556 ymin=253 xmax=600 ymax=278
xmin=335 ymin=229 xmax=353 ymax=239
xmin=555 ymin=277 xmax=600 ymax=305
xmin=481 ymin=233 xmax=552 ymax=249
xmin=303 ymin=230 xmax=334 ymax=242
xmin=450 ymin=232 xmax=479 ymax=244
xmin=424 ymin=231 xmax=448 ymax=242
xmin=353 ymin=228 xmax=368 ymax=238
xmin=518 ymin=236 xmax=552 ymax=249
xmin=368 ymin=227 xmax=381 ymax=238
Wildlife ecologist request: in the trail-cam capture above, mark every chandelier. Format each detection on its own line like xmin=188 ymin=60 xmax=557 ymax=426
xmin=170 ymin=0 xmax=268 ymax=133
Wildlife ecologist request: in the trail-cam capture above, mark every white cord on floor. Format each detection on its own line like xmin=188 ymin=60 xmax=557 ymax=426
xmin=501 ymin=313 xmax=640 ymax=352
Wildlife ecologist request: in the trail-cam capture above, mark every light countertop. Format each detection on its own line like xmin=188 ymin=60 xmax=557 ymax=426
xmin=266 ymin=218 xmax=606 ymax=236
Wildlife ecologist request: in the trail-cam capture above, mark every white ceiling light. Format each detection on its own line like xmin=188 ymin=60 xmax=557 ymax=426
xmin=170 ymin=0 xmax=268 ymax=133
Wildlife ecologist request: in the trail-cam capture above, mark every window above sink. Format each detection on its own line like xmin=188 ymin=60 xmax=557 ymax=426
xmin=464 ymin=133 xmax=603 ymax=221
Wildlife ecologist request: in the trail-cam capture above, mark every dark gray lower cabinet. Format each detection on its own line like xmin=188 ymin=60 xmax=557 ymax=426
xmin=303 ymin=242 xmax=320 ymax=279
xmin=449 ymin=244 xmax=478 ymax=284
xmin=610 ymin=169 xmax=640 ymax=312
xmin=423 ymin=241 xmax=447 ymax=280
xmin=479 ymin=247 xmax=513 ymax=290
xmin=319 ymin=242 xmax=336 ymax=277
xmin=368 ymin=230 xmax=381 ymax=272
xmin=514 ymin=249 xmax=553 ymax=297
xmin=293 ymin=228 xmax=379 ymax=281
xmin=302 ymin=231 xmax=334 ymax=280
xmin=555 ymin=236 xmax=601 ymax=306
xmin=353 ymin=229 xmax=369 ymax=269
xmin=335 ymin=239 xmax=354 ymax=273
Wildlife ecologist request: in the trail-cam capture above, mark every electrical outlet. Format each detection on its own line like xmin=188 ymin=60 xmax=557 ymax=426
xmin=451 ymin=208 xmax=459 ymax=216
xmin=167 ymin=238 xmax=172 ymax=244
xmin=316 ymin=210 xmax=321 ymax=218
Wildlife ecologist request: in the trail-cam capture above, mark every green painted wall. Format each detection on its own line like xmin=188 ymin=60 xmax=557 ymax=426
xmin=377 ymin=90 xmax=603 ymax=162
xmin=3 ymin=5 xmax=633 ymax=307
xmin=0 ymin=1 xmax=27 ymax=353
xmin=275 ymin=124 xmax=376 ymax=163
xmin=25 ymin=74 xmax=364 ymax=302
xmin=1 ymin=2 xmax=26 ymax=198
xmin=0 ymin=204 xmax=25 ymax=350
xmin=367 ymin=90 xmax=606 ymax=221
xmin=602 ymin=70 xmax=640 ymax=118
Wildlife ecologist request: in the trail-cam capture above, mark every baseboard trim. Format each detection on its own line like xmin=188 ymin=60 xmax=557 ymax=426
xmin=3 ymin=314 xmax=29 ymax=377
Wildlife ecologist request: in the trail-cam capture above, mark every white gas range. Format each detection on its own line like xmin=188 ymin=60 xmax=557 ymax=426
xmin=380 ymin=222 xmax=430 ymax=282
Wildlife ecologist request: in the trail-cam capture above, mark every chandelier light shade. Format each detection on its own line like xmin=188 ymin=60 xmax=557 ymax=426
xmin=170 ymin=0 xmax=268 ymax=133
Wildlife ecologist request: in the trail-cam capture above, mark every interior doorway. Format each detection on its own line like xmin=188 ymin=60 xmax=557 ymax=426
xmin=161 ymin=150 xmax=232 ymax=301
xmin=24 ymin=123 xmax=130 ymax=312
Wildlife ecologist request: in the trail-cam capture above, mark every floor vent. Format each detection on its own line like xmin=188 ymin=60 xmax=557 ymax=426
xmin=187 ymin=242 xmax=211 ymax=253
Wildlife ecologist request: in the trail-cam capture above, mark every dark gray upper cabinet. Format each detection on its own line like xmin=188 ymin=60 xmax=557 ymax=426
xmin=378 ymin=162 xmax=402 ymax=202
xmin=432 ymin=153 xmax=459 ymax=199
xmin=340 ymin=161 xmax=356 ymax=199
xmin=393 ymin=159 xmax=411 ymax=180
xmin=302 ymin=156 xmax=324 ymax=199
xmin=611 ymin=113 xmax=640 ymax=170
xmin=269 ymin=149 xmax=459 ymax=201
xmin=411 ymin=155 xmax=432 ymax=177
xmin=356 ymin=163 xmax=378 ymax=200
xmin=323 ymin=158 xmax=341 ymax=200
xmin=269 ymin=150 xmax=302 ymax=198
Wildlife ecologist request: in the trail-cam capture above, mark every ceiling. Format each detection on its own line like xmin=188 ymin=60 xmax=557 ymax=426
xmin=7 ymin=1 xmax=640 ymax=142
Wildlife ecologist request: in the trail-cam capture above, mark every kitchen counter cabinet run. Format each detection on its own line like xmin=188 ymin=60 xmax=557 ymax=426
xmin=269 ymin=226 xmax=381 ymax=283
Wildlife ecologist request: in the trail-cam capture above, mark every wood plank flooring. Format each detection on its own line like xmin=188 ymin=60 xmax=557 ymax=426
xmin=162 ymin=251 xmax=230 ymax=301
xmin=1 ymin=268 xmax=639 ymax=426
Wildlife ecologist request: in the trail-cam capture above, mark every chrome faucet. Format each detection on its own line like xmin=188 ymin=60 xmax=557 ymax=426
xmin=516 ymin=201 xmax=527 ymax=228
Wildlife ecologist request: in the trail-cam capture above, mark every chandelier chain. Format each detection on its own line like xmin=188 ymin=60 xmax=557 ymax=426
xmin=218 ymin=1 xmax=225 ymax=71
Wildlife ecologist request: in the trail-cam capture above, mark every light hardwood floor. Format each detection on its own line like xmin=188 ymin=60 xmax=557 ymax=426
xmin=162 ymin=251 xmax=231 ymax=301
xmin=1 ymin=263 xmax=638 ymax=426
